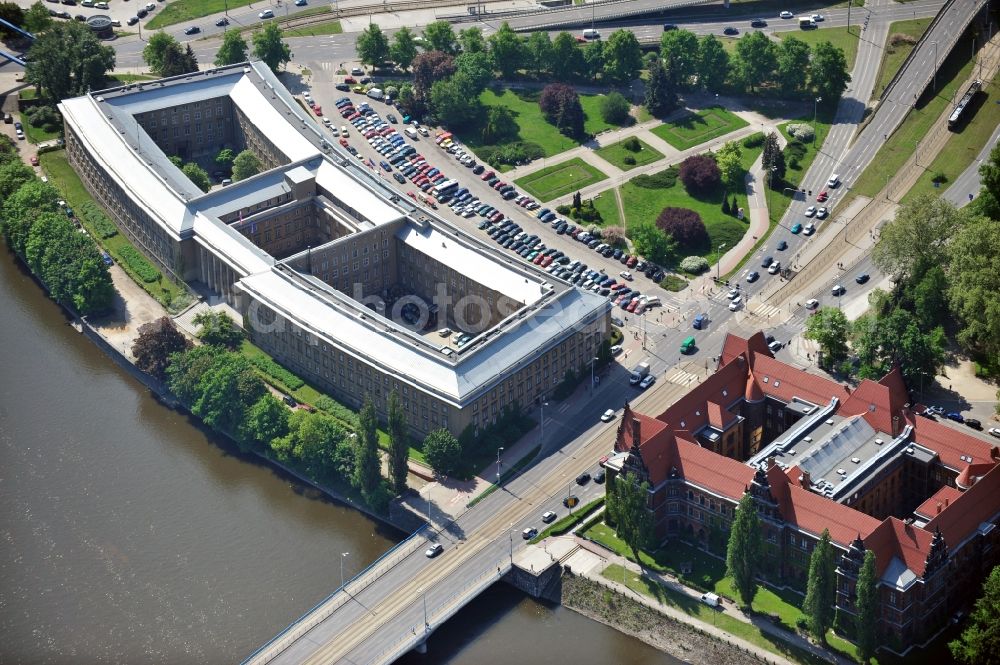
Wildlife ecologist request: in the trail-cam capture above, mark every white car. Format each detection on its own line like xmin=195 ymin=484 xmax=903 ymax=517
xmin=610 ymin=344 xmax=623 ymax=356
xmin=425 ymin=543 xmax=443 ymax=558
xmin=341 ymin=126 xmax=349 ymax=136
xmin=728 ymin=296 xmax=742 ymax=311
xmin=779 ymin=10 xmax=794 ymax=19
xmin=816 ymin=207 xmax=828 ymax=219
xmin=619 ymin=271 xmax=633 ymax=281
xmin=600 ymin=408 xmax=616 ymax=422
xmin=832 ymin=284 xmax=845 ymax=296
xmin=727 ymin=288 xmax=740 ymax=300
xmin=988 ymin=427 xmax=1000 ymax=438
xmin=804 ymin=222 xmax=816 ymax=235
xmin=639 ymin=374 xmax=656 ymax=389
xmin=812 ymin=14 xmax=825 ymax=22
xmin=321 ymin=116 xmax=331 ymax=125
xmin=259 ymin=9 xmax=274 ymax=18
xmin=805 ymin=298 xmax=819 ymax=310
xmin=804 ymin=206 xmax=816 ymax=217
xmin=768 ymin=261 xmax=781 ymax=275
xmin=542 ymin=511 xmax=557 ymax=523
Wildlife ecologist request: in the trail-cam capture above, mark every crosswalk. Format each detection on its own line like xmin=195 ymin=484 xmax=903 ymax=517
xmin=664 ymin=367 xmax=701 ymax=386
xmin=749 ymin=303 xmax=785 ymax=319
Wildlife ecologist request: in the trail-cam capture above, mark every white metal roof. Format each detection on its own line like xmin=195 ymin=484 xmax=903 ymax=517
xmin=314 ymin=159 xmax=403 ymax=227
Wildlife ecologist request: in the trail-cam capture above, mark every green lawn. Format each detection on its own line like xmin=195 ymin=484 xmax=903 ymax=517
xmin=284 ymin=19 xmax=342 ymax=37
xmin=903 ymin=70 xmax=1000 ymax=202
xmin=590 ymin=189 xmax=622 ymax=227
xmin=147 ymin=0 xmax=255 ymax=29
xmin=775 ymin=26 xmax=860 ymax=71
xmin=651 ymin=106 xmax=750 ymax=151
xmin=515 ymin=158 xmax=608 ymax=202
xmin=39 ymin=151 xmax=191 ymax=312
xmin=595 ymin=137 xmax=664 ymax=171
xmin=872 ymin=18 xmax=933 ymax=100
xmin=846 ymin=38 xmax=976 ymax=203
xmin=19 ymin=115 xmax=59 ymax=144
xmin=588 ymin=523 xmax=865 ymax=662
xmin=462 ymin=89 xmax=615 ymax=164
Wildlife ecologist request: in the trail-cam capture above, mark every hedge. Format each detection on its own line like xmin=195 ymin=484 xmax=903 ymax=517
xmin=80 ymin=202 xmax=118 ymax=239
xmin=247 ymin=354 xmax=305 ymax=391
xmin=632 ymin=166 xmax=678 ymax=189
xmin=314 ymin=395 xmax=361 ymax=429
xmin=116 ymin=245 xmax=161 ymax=283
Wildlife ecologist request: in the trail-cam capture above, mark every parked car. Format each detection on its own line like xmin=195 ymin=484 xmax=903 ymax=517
xmin=576 ymin=472 xmax=591 ymax=485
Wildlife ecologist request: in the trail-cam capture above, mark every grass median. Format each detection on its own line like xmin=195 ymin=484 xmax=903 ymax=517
xmin=595 ymin=137 xmax=664 ymax=171
xmin=515 ymin=158 xmax=608 ymax=202
xmin=872 ymin=18 xmax=934 ymax=101
xmin=284 ymin=19 xmax=342 ymax=37
xmin=651 ymin=106 xmax=749 ymax=151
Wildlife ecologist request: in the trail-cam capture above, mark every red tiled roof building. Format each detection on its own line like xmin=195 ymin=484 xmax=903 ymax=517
xmin=605 ymin=333 xmax=1000 ymax=655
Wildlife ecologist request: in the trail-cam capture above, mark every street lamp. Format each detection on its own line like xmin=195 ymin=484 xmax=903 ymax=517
xmin=931 ymin=41 xmax=938 ymax=92
xmin=716 ymin=243 xmax=726 ymax=282
xmin=340 ymin=552 xmax=349 ymax=589
xmin=508 ymin=523 xmax=514 ymax=565
xmin=540 ymin=400 xmax=549 ymax=438
xmin=590 ymin=355 xmax=599 ymax=391
xmin=496 ymin=447 xmax=504 ymax=484
xmin=813 ymin=97 xmax=822 ymax=143
xmin=767 ymin=165 xmax=777 ymax=221
xmin=419 ymin=586 xmax=428 ymax=631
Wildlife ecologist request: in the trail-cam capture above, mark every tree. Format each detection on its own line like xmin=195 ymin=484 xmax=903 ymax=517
xmin=804 ymin=307 xmax=849 ymax=367
xmin=386 ymin=390 xmax=409 ymax=493
xmin=232 ymin=149 xmax=262 ymax=181
xmin=412 ymin=51 xmax=455 ymax=102
xmin=645 ymin=57 xmax=677 ymax=117
xmin=192 ymin=310 xmax=244 ymax=349
xmin=26 ymin=21 xmax=115 ymax=104
xmin=660 ymin=29 xmax=699 ymax=86
xmin=0 ymin=179 xmax=60 ymax=257
xmin=252 ymin=23 xmax=292 ymax=72
xmin=600 ymin=91 xmax=631 ymax=125
xmin=855 ymin=550 xmax=878 ymax=664
xmin=803 ymin=529 xmax=836 ymax=644
xmin=481 ymin=105 xmax=518 ymax=144
xmin=726 ymin=491 xmax=763 ymax=608
xmin=583 ymin=40 xmax=605 ymax=79
xmin=169 ymin=349 xmax=266 ymax=437
xmin=390 ymin=27 xmax=418 ymax=70
xmin=733 ymin=31 xmax=776 ymax=92
xmin=950 ymin=564 xmax=1000 ymax=665
xmin=911 ymin=264 xmax=950 ymax=330
xmin=629 ymin=221 xmax=678 ymax=268
xmin=0 ymin=1 xmax=22 ymax=32
xmin=240 ymin=394 xmax=289 ymax=451
xmin=697 ymin=35 xmax=729 ymax=91
xmin=182 ymin=162 xmax=211 ymax=192
xmin=356 ymin=23 xmax=390 ymax=68
xmin=215 ymin=148 xmax=236 ymax=170
xmin=539 ymin=83 xmax=584 ymax=138
xmin=810 ymin=41 xmax=851 ymax=101
xmin=214 ymin=30 xmax=248 ymax=66
xmin=132 ymin=317 xmax=192 ymax=380
xmin=602 ymin=29 xmax=642 ymax=84
xmin=852 ymin=308 xmax=946 ymax=387
xmin=354 ymin=396 xmax=381 ymax=499
xmin=487 ymin=22 xmax=522 ymax=79
xmin=0 ymin=160 xmax=36 ymax=203
xmin=761 ymin=131 xmax=785 ymax=184
xmin=678 ymin=154 xmax=721 ymax=195
xmin=422 ymin=21 xmax=457 ymax=55
xmin=609 ymin=472 xmax=653 ymax=561
xmin=143 ymin=32 xmax=180 ymax=74
xmin=872 ymin=193 xmax=959 ymax=283
xmin=459 ymin=26 xmax=486 ymax=54
xmin=551 ymin=32 xmax=585 ymax=81
xmin=715 ymin=140 xmax=743 ymax=189
xmin=158 ymin=41 xmax=198 ymax=77
xmin=23 ymin=1 xmax=52 ymax=34
xmin=454 ymin=50 xmax=493 ymax=94
xmin=423 ymin=428 xmax=462 ymax=476
xmin=776 ymin=37 xmax=811 ymax=94
xmin=972 ymin=142 xmax=1000 ymax=220
xmin=297 ymin=412 xmax=346 ymax=475
xmin=656 ymin=207 xmax=707 ymax=250
xmin=524 ymin=31 xmax=552 ymax=78
xmin=948 ymin=212 xmax=1000 ymax=359
xmin=429 ymin=74 xmax=481 ymax=128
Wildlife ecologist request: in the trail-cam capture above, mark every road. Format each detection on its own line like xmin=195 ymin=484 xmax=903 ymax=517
xmin=942 ymin=122 xmax=999 ymax=206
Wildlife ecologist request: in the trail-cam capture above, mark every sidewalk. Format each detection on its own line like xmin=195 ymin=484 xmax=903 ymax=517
xmin=562 ymin=535 xmax=852 ymax=665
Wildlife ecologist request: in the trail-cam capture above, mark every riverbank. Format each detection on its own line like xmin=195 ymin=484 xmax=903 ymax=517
xmin=562 ymin=573 xmax=769 ymax=665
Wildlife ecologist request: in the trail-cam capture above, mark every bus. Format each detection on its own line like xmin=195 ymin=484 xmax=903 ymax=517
xmin=948 ymin=80 xmax=982 ymax=130
xmin=432 ymin=179 xmax=459 ymax=196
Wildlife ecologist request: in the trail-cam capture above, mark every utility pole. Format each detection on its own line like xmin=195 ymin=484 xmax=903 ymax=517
xmin=813 ymin=97 xmax=822 ymax=143
xmin=496 ymin=447 xmax=504 ymax=484
xmin=717 ymin=243 xmax=726 ymax=282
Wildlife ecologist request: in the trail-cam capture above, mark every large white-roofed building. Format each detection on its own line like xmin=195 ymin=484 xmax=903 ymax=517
xmin=60 ymin=62 xmax=611 ymax=435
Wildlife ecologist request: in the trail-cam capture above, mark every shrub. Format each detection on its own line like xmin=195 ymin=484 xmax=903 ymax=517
xmin=678 ymin=155 xmax=721 ymax=195
xmin=787 ymin=123 xmax=814 ymax=142
xmin=600 ymin=92 xmax=631 ymax=125
xmin=117 ymin=245 xmax=161 ymax=283
xmin=889 ymin=33 xmax=917 ymax=48
xmin=601 ymin=225 xmax=627 ymax=246
xmin=633 ymin=166 xmax=678 ymax=189
xmin=931 ymin=172 xmax=948 ymax=184
xmin=486 ymin=141 xmax=544 ymax=167
xmin=247 ymin=353 xmax=305 ymax=391
xmin=742 ymin=133 xmax=764 ymax=148
xmin=622 ymin=136 xmax=642 ymax=152
xmin=538 ymin=83 xmax=585 ymax=138
xmin=27 ymin=105 xmax=61 ymax=132
xmin=784 ymin=141 xmax=807 ymax=162
xmin=314 ymin=395 xmax=361 ymax=429
xmin=622 ymin=155 xmax=636 ymax=165
xmin=80 ymin=202 xmax=119 ymax=239
xmin=556 ymin=204 xmax=571 ymax=215
xmin=679 ymin=255 xmax=709 ymax=274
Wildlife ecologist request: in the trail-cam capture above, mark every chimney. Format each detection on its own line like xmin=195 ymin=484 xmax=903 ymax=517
xmin=631 ymin=417 xmax=641 ymax=445
xmin=944 ymin=497 xmax=949 ymax=507
xmin=767 ymin=455 xmax=777 ymax=470
xmin=799 ymin=470 xmax=811 ymax=488
xmin=936 ymin=502 xmax=942 ymax=515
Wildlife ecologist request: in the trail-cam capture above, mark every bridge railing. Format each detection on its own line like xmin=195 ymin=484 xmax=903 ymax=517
xmin=370 ymin=558 xmax=513 ymax=665
xmin=241 ymin=524 xmax=430 ymax=665
xmin=879 ymin=0 xmax=959 ymax=102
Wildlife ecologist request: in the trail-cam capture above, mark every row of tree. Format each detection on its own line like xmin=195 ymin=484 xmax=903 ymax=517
xmin=143 ymin=24 xmax=292 ymax=77
xmin=0 ymin=145 xmax=115 ymax=315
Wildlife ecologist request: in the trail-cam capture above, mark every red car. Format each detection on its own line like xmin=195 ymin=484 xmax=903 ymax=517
xmin=344 ymin=76 xmax=356 ymax=84
xmin=30 ymin=155 xmax=39 ymax=166
xmin=339 ymin=138 xmax=349 ymax=147
xmin=816 ymin=190 xmax=829 ymax=202
xmin=406 ymin=191 xmax=417 ymax=199
xmin=481 ymin=170 xmax=495 ymax=181
xmin=626 ymin=299 xmax=640 ymax=313
xmin=312 ymin=105 xmax=323 ymax=116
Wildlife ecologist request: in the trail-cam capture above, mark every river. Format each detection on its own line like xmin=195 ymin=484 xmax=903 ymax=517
xmin=0 ymin=251 xmax=677 ymax=664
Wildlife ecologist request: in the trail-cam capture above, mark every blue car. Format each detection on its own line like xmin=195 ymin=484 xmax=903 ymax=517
xmin=791 ymin=223 xmax=802 ymax=234
xmin=946 ymin=412 xmax=964 ymax=423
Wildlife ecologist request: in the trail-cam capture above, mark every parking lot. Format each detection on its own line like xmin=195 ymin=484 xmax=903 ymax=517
xmin=306 ymin=87 xmax=687 ymax=319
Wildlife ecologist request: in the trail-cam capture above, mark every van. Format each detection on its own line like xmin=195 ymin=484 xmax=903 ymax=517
xmin=692 ymin=313 xmax=707 ymax=330
xmin=681 ymin=337 xmax=696 ymax=354
xmin=367 ymin=88 xmax=384 ymax=100
xmin=221 ymin=178 xmax=232 ymax=187
xmin=403 ymin=127 xmax=418 ymax=140
xmin=642 ymin=295 xmax=660 ymax=307
xmin=827 ymin=173 xmax=840 ymax=188
xmin=582 ymin=28 xmax=600 ymax=39
xmin=700 ymin=592 xmax=721 ymax=608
